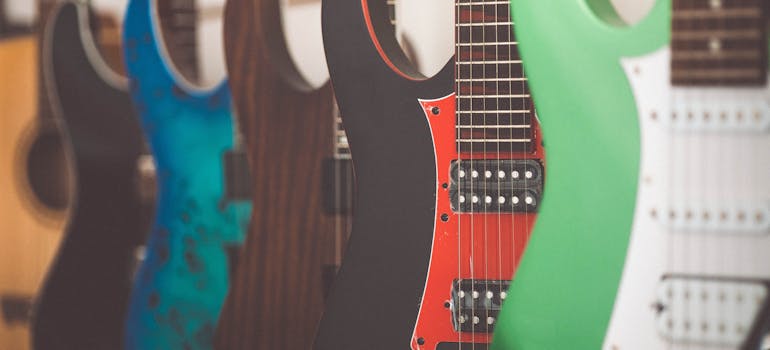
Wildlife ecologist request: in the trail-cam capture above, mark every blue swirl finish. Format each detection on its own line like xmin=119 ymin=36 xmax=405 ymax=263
xmin=122 ymin=0 xmax=251 ymax=349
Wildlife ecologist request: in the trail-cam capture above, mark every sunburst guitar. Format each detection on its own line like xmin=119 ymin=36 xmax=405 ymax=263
xmin=314 ymin=0 xmax=545 ymax=349
xmin=122 ymin=0 xmax=252 ymax=348
xmin=493 ymin=0 xmax=770 ymax=349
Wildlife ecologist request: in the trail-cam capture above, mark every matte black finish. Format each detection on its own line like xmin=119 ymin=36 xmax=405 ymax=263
xmin=31 ymin=3 xmax=151 ymax=349
xmin=314 ymin=0 xmax=453 ymax=348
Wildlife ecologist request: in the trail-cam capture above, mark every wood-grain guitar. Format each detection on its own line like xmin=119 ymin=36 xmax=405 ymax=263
xmin=314 ymin=0 xmax=545 ymax=348
xmin=214 ymin=0 xmax=348 ymax=348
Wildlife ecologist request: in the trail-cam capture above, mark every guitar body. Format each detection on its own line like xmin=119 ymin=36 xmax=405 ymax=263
xmin=0 ymin=35 xmax=65 ymax=350
xmin=317 ymin=0 xmax=543 ymax=349
xmin=214 ymin=0 xmax=338 ymax=349
xmin=122 ymin=0 xmax=251 ymax=349
xmin=494 ymin=1 xmax=770 ymax=349
xmin=30 ymin=2 xmax=153 ymax=348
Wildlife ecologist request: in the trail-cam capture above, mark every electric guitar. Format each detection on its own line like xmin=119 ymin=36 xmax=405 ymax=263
xmin=315 ymin=0 xmax=544 ymax=349
xmin=0 ymin=2 xmax=69 ymax=348
xmin=31 ymin=2 xmax=155 ymax=348
xmin=493 ymin=0 xmax=770 ymax=349
xmin=214 ymin=0 xmax=349 ymax=347
xmin=122 ymin=0 xmax=252 ymax=348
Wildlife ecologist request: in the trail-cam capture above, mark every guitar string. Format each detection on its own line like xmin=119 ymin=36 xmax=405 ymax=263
xmin=455 ymin=0 xmax=463 ymax=347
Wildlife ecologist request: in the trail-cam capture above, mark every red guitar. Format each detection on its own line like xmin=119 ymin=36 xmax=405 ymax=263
xmin=314 ymin=0 xmax=544 ymax=348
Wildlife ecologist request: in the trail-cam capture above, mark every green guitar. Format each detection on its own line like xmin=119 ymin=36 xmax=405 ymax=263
xmin=494 ymin=0 xmax=770 ymax=349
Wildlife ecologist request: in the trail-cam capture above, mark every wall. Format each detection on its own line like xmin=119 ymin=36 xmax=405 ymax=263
xmin=3 ymin=0 xmax=658 ymax=85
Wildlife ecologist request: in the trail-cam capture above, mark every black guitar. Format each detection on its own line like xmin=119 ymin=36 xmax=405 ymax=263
xmin=31 ymin=2 xmax=153 ymax=349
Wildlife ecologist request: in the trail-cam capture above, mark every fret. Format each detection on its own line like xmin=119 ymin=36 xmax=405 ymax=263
xmin=457 ymin=25 xmax=514 ymax=43
xmin=457 ymin=64 xmax=523 ymax=79
xmin=456 ymin=42 xmax=517 ymax=47
xmin=458 ymin=126 xmax=530 ymax=139
xmin=457 ymin=94 xmax=530 ymax=99
xmin=672 ymin=68 xmax=763 ymax=80
xmin=671 ymin=0 xmax=767 ymax=86
xmin=458 ymin=139 xmax=530 ymax=143
xmin=457 ymin=124 xmax=530 ymax=129
xmin=456 ymin=22 xmax=513 ymax=27
xmin=673 ymin=8 xmax=762 ymax=19
xmin=457 ymin=97 xmax=530 ymax=111
xmin=456 ymin=141 xmax=532 ymax=153
xmin=455 ymin=0 xmax=533 ymax=152
xmin=456 ymin=60 xmax=522 ymax=65
xmin=457 ymin=46 xmax=520 ymax=61
xmin=457 ymin=110 xmax=530 ymax=114
xmin=458 ymin=113 xmax=531 ymax=126
xmin=458 ymin=4 xmax=510 ymax=22
xmin=671 ymin=29 xmax=761 ymax=40
xmin=672 ymin=50 xmax=760 ymax=60
xmin=456 ymin=1 xmax=509 ymax=5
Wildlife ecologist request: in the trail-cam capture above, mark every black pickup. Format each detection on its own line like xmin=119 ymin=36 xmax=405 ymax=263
xmin=449 ymin=159 xmax=543 ymax=213
xmin=451 ymin=279 xmax=510 ymax=333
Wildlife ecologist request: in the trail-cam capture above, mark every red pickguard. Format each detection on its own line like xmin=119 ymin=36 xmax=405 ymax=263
xmin=410 ymin=95 xmax=543 ymax=349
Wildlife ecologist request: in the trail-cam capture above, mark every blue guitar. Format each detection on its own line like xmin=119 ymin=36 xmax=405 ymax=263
xmin=122 ymin=0 xmax=251 ymax=348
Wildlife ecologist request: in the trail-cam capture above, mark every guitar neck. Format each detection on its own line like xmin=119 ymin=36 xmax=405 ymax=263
xmin=36 ymin=0 xmax=57 ymax=121
xmin=157 ymin=0 xmax=198 ymax=81
xmin=454 ymin=0 xmax=533 ymax=153
xmin=671 ymin=0 xmax=768 ymax=86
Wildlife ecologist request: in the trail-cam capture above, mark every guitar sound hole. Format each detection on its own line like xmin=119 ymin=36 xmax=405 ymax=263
xmin=26 ymin=127 xmax=70 ymax=211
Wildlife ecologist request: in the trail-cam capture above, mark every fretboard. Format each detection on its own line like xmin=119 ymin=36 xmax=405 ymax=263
xmin=671 ymin=0 xmax=768 ymax=86
xmin=158 ymin=0 xmax=198 ymax=81
xmin=455 ymin=0 xmax=533 ymax=153
xmin=37 ymin=0 xmax=57 ymax=121
xmin=332 ymin=103 xmax=351 ymax=159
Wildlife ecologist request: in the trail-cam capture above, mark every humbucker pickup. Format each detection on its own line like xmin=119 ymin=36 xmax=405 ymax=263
xmin=450 ymin=279 xmax=510 ymax=333
xmin=449 ymin=159 xmax=543 ymax=213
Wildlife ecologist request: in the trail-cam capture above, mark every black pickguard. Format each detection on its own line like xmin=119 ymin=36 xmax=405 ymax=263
xmin=314 ymin=0 xmax=453 ymax=349
xmin=31 ymin=3 xmax=151 ymax=349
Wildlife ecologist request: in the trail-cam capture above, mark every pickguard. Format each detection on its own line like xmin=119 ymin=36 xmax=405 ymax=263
xmin=605 ymin=47 xmax=770 ymax=349
xmin=411 ymin=94 xmax=541 ymax=349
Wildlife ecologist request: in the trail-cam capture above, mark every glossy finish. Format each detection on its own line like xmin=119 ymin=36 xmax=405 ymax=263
xmin=31 ymin=2 xmax=151 ymax=349
xmin=122 ymin=0 xmax=251 ymax=348
xmin=214 ymin=0 xmax=340 ymax=348
xmin=315 ymin=0 xmax=541 ymax=348
xmin=492 ymin=0 xmax=667 ymax=348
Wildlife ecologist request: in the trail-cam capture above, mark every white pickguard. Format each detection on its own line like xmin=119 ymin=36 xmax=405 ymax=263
xmin=603 ymin=47 xmax=770 ymax=350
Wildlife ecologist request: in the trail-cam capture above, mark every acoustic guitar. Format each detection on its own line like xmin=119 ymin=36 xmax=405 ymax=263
xmin=31 ymin=1 xmax=154 ymax=348
xmin=314 ymin=0 xmax=545 ymax=348
xmin=0 ymin=1 xmax=70 ymax=348
xmin=493 ymin=0 xmax=770 ymax=349
xmin=122 ymin=0 xmax=252 ymax=348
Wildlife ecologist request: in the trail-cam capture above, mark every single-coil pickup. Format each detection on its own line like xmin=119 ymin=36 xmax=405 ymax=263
xmin=450 ymin=279 xmax=510 ymax=334
xmin=449 ymin=159 xmax=543 ymax=213
xmin=650 ymin=203 xmax=770 ymax=234
xmin=657 ymin=89 xmax=770 ymax=132
xmin=655 ymin=277 xmax=768 ymax=347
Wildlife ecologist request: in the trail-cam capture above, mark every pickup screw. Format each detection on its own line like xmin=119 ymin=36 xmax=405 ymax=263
xmin=431 ymin=107 xmax=440 ymax=115
xmin=500 ymin=291 xmax=507 ymax=300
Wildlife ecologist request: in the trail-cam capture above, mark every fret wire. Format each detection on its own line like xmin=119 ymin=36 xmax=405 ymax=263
xmin=457 ymin=139 xmax=531 ymax=143
xmin=456 ymin=60 xmax=522 ymax=64
xmin=457 ymin=125 xmax=531 ymax=129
